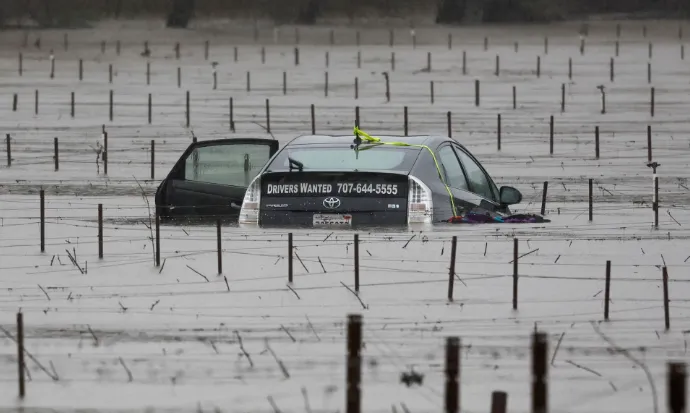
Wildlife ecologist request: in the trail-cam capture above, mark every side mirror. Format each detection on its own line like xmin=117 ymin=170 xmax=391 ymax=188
xmin=499 ymin=186 xmax=522 ymax=205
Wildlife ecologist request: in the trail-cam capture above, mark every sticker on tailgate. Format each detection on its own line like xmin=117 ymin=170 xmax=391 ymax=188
xmin=266 ymin=183 xmax=400 ymax=195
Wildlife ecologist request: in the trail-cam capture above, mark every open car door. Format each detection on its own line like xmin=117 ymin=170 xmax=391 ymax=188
xmin=155 ymin=139 xmax=279 ymax=219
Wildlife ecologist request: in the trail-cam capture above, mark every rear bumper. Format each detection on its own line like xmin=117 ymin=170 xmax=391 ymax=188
xmin=258 ymin=211 xmax=408 ymax=228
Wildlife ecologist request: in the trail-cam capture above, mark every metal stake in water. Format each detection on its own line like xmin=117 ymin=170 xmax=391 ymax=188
xmin=50 ymin=51 xmax=55 ymax=78
xmin=647 ymin=161 xmax=660 ymax=227
xmin=648 ymin=161 xmax=659 ymax=199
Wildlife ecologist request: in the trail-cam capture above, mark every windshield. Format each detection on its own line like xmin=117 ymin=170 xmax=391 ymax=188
xmin=267 ymin=145 xmax=420 ymax=172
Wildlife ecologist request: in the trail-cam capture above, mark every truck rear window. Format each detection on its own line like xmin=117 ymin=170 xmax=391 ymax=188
xmin=267 ymin=146 xmax=419 ymax=172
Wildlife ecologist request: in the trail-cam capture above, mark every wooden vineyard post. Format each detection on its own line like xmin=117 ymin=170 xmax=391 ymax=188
xmin=186 ymin=91 xmax=190 ymax=127
xmin=604 ymin=260 xmax=611 ymax=320
xmin=217 ymin=220 xmax=222 ymax=275
xmin=54 ymin=137 xmax=59 ymax=171
xmin=288 ymin=233 xmax=293 ymax=283
xmin=445 ymin=336 xmax=460 ymax=413
xmin=491 ymin=392 xmax=507 ymax=413
xmin=512 ymin=86 xmax=516 ymax=109
xmin=150 ymin=140 xmax=155 ymax=179
xmin=496 ymin=113 xmax=501 ymax=151
xmin=589 ymin=178 xmax=593 ymax=221
xmin=474 ymin=80 xmax=480 ymax=107
xmin=448 ymin=236 xmax=457 ymax=301
xmin=40 ymin=190 xmax=45 ymax=252
xmin=354 ymin=234 xmax=360 ymax=292
xmin=447 ymin=111 xmax=452 ymax=139
xmin=647 ymin=125 xmax=653 ymax=162
xmin=663 ymin=267 xmax=670 ymax=330
xmin=346 ymin=314 xmax=362 ymax=413
xmin=103 ymin=126 xmax=108 ymax=175
xmin=155 ymin=207 xmax=161 ymax=267
xmin=532 ymin=331 xmax=548 ymax=413
xmin=229 ymin=98 xmax=235 ymax=132
xmin=654 ymin=172 xmax=659 ymax=228
xmin=148 ymin=93 xmax=152 ymax=124
xmin=5 ymin=134 xmax=10 ymax=167
xmin=668 ymin=362 xmax=686 ymax=413
xmin=404 ymin=106 xmax=409 ymax=136
xmin=513 ymin=238 xmax=518 ymax=310
xmin=17 ymin=312 xmax=25 ymax=398
xmin=549 ymin=115 xmax=554 ymax=155
xmin=98 ymin=204 xmax=103 ymax=259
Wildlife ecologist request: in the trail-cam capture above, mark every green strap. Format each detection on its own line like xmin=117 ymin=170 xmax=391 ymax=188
xmin=353 ymin=127 xmax=458 ymax=217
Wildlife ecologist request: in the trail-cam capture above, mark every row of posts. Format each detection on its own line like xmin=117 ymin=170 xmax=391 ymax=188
xmin=11 ymin=310 xmax=686 ymax=412
xmin=32 ymin=197 xmax=671 ymax=323
xmin=4 ymin=119 xmax=660 ymax=175
xmin=16 ymin=48 xmax=686 ymax=84
xmin=22 ymin=22 xmax=687 ymax=56
xmin=7 ymin=80 xmax=661 ymax=123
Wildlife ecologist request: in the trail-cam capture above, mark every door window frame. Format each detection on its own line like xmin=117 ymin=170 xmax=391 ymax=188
xmin=165 ymin=139 xmax=279 ymax=184
xmin=449 ymin=143 xmax=500 ymax=203
xmin=436 ymin=143 xmax=470 ymax=191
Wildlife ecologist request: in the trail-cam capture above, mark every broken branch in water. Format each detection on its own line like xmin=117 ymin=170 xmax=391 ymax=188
xmin=280 ymin=325 xmax=296 ymax=342
xmin=37 ymin=284 xmax=51 ymax=301
xmin=565 ymin=359 xmax=602 ymax=376
xmin=265 ymin=338 xmax=290 ymax=379
xmin=267 ymin=395 xmax=282 ymax=413
xmin=234 ymin=330 xmax=254 ymax=368
xmin=305 ymin=315 xmax=321 ymax=342
xmin=301 ymin=387 xmax=313 ymax=413
xmin=340 ymin=281 xmax=368 ymax=309
xmin=294 ymin=251 xmax=309 ymax=273
xmin=118 ymin=357 xmax=133 ymax=382
xmin=286 ymin=283 xmax=300 ymax=299
xmin=65 ymin=249 xmax=84 ymax=274
xmin=509 ymin=248 xmax=540 ymax=263
xmin=186 ymin=265 xmax=209 ymax=282
xmin=86 ymin=324 xmax=99 ymax=346
xmin=551 ymin=332 xmax=565 ymax=366
xmin=402 ymin=234 xmax=415 ymax=248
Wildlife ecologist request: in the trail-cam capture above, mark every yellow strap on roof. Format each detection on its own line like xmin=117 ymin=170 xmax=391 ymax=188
xmin=353 ymin=126 xmax=458 ymax=217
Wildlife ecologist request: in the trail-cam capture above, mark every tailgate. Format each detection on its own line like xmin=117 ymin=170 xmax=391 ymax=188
xmin=260 ymin=171 xmax=409 ymax=213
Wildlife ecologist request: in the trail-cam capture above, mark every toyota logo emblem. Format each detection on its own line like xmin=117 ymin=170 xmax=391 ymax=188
xmin=323 ymin=197 xmax=341 ymax=209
